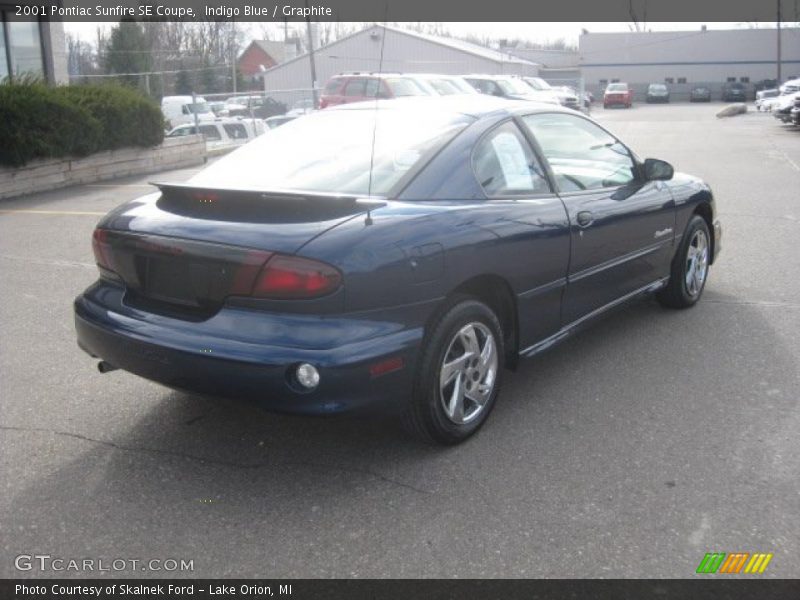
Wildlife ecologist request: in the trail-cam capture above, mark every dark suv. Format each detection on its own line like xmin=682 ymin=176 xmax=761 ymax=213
xmin=721 ymin=82 xmax=748 ymax=102
xmin=318 ymin=73 xmax=431 ymax=109
xmin=227 ymin=95 xmax=287 ymax=119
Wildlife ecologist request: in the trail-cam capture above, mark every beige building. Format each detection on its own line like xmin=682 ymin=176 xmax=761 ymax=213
xmin=580 ymin=27 xmax=800 ymax=100
xmin=257 ymin=24 xmax=540 ymax=106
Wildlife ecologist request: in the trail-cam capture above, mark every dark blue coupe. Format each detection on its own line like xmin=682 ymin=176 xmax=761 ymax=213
xmin=75 ymin=96 xmax=722 ymax=444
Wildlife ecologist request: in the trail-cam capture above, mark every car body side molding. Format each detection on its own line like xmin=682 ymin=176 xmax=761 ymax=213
xmin=519 ymin=277 xmax=669 ymax=358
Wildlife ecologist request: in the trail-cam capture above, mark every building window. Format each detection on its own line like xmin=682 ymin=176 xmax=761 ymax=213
xmin=665 ymin=77 xmax=674 ymax=84
xmin=599 ymin=79 xmax=608 ymax=87
xmin=0 ymin=18 xmax=8 ymax=80
xmin=740 ymin=76 xmax=750 ymax=83
xmin=727 ymin=77 xmax=736 ymax=82
xmin=0 ymin=11 xmax=46 ymax=80
xmin=677 ymin=77 xmax=687 ymax=84
xmin=610 ymin=78 xmax=619 ymax=83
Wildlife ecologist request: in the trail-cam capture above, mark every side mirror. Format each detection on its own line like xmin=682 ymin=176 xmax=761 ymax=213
xmin=643 ymin=158 xmax=674 ymax=181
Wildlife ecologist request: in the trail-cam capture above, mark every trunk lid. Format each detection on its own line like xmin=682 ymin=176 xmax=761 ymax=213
xmin=96 ymin=184 xmax=375 ymax=317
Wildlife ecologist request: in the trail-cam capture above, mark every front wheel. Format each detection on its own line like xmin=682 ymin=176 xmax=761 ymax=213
xmin=657 ymin=215 xmax=711 ymax=308
xmin=402 ymin=298 xmax=504 ymax=445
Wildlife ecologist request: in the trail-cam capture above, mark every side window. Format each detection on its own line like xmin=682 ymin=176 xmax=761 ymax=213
xmin=522 ymin=113 xmax=636 ymax=192
xmin=344 ymin=78 xmax=367 ymax=97
xmin=364 ymin=78 xmax=380 ymax=98
xmin=472 ymin=121 xmax=550 ymax=197
xmin=198 ymin=125 xmax=222 ymax=141
xmin=324 ymin=79 xmax=343 ymax=94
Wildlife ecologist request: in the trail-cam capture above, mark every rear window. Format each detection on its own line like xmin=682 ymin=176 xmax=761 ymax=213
xmin=198 ymin=125 xmax=221 ymax=141
xmin=222 ymin=123 xmax=248 ymax=139
xmin=190 ymin=109 xmax=473 ymax=196
xmin=606 ymin=83 xmax=628 ymax=92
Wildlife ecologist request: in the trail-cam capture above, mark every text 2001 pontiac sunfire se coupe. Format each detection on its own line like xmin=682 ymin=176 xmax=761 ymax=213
xmin=75 ymin=96 xmax=721 ymax=444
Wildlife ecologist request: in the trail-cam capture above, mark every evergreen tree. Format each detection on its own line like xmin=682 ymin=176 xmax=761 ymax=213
xmin=175 ymin=67 xmax=193 ymax=95
xmin=104 ymin=19 xmax=152 ymax=87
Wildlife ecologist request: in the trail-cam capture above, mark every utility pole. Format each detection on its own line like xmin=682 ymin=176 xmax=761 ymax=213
xmin=304 ymin=0 xmax=318 ymax=108
xmin=231 ymin=45 xmax=237 ymax=95
xmin=777 ymin=0 xmax=782 ymax=84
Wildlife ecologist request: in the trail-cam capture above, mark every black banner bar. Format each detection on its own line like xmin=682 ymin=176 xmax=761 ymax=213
xmin=9 ymin=0 xmax=800 ymax=22
xmin=2 ymin=579 xmax=800 ymax=600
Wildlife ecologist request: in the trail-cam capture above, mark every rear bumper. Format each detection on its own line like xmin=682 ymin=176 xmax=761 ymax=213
xmin=74 ymin=282 xmax=431 ymax=416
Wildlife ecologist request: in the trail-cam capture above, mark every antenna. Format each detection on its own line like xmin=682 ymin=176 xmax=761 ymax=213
xmin=366 ymin=8 xmax=389 ymax=202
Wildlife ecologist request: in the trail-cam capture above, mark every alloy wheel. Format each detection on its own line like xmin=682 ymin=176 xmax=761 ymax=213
xmin=439 ymin=322 xmax=498 ymax=425
xmin=685 ymin=229 xmax=709 ymax=297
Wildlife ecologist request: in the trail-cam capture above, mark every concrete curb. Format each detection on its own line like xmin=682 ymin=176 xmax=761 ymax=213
xmin=0 ymin=135 xmax=207 ymax=201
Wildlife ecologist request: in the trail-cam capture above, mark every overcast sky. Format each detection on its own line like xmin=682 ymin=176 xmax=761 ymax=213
xmin=65 ymin=21 xmax=777 ymax=46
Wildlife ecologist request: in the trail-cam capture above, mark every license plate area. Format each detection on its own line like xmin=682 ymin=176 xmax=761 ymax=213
xmin=103 ymin=231 xmax=271 ymax=318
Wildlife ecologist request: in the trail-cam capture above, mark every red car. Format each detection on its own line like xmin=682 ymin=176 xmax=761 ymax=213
xmin=318 ymin=73 xmax=430 ymax=109
xmin=603 ymin=83 xmax=634 ymax=108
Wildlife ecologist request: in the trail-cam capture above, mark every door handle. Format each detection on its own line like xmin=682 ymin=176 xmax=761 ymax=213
xmin=576 ymin=211 xmax=594 ymax=228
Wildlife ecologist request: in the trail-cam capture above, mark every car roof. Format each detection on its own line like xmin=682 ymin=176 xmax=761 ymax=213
xmin=162 ymin=95 xmax=204 ymax=103
xmin=463 ymin=74 xmax=516 ymax=81
xmin=327 ymin=95 xmax=574 ymax=119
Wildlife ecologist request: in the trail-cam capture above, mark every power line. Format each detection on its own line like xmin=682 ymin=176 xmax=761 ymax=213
xmin=68 ymin=64 xmax=233 ymax=78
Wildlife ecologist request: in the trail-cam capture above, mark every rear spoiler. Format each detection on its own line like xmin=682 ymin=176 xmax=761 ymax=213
xmin=151 ymin=182 xmax=386 ymax=209
xmin=150 ymin=182 xmax=386 ymax=223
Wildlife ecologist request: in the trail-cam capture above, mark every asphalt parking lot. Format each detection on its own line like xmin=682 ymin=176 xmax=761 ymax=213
xmin=1 ymin=103 xmax=798 ymax=578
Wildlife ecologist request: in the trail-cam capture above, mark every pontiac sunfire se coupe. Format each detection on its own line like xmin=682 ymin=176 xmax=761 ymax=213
xmin=75 ymin=96 xmax=722 ymax=444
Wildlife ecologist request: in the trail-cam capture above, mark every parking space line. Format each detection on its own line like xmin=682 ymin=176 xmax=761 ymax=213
xmin=84 ymin=184 xmax=155 ymax=189
xmin=0 ymin=209 xmax=106 ymax=216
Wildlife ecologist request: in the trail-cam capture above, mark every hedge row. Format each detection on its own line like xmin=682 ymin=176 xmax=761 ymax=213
xmin=0 ymin=81 xmax=164 ymax=167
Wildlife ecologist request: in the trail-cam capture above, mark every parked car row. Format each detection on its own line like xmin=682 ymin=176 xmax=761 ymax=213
xmin=317 ymin=72 xmax=586 ymax=111
xmin=772 ymin=90 xmax=800 ymax=126
xmin=598 ymin=81 xmax=796 ymax=107
xmin=757 ymin=78 xmax=800 ymax=116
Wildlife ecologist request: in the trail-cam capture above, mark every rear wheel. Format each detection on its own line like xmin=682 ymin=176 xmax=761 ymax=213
xmin=657 ymin=215 xmax=711 ymax=308
xmin=402 ymin=298 xmax=504 ymax=444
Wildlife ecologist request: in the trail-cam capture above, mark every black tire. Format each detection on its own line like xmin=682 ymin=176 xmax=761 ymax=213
xmin=401 ymin=297 xmax=505 ymax=445
xmin=657 ymin=215 xmax=712 ymax=309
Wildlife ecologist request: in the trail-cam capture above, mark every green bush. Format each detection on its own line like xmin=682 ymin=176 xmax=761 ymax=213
xmin=0 ymin=81 xmax=164 ymax=167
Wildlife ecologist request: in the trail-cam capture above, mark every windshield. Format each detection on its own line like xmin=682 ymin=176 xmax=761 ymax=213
xmin=649 ymin=84 xmax=667 ymax=92
xmin=385 ymin=78 xmax=429 ymax=96
xmin=448 ymin=78 xmax=477 ymax=94
xmin=606 ymin=84 xmax=628 ymax=92
xmin=426 ymin=79 xmax=460 ymax=95
xmin=525 ymin=77 xmax=552 ymax=91
xmin=190 ymin=108 xmax=472 ymax=196
xmin=497 ymin=78 xmax=534 ymax=95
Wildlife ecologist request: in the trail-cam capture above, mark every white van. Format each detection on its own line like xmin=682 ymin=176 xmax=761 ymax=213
xmin=161 ymin=95 xmax=215 ymax=129
xmin=166 ymin=118 xmax=266 ymax=151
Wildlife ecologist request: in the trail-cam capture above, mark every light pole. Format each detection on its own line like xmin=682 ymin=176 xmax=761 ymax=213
xmin=777 ymin=0 xmax=782 ymax=84
xmin=304 ymin=1 xmax=318 ymax=108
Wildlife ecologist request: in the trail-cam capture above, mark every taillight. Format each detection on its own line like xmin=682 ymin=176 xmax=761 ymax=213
xmin=92 ymin=228 xmax=114 ymax=271
xmin=252 ymin=255 xmax=341 ymax=299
